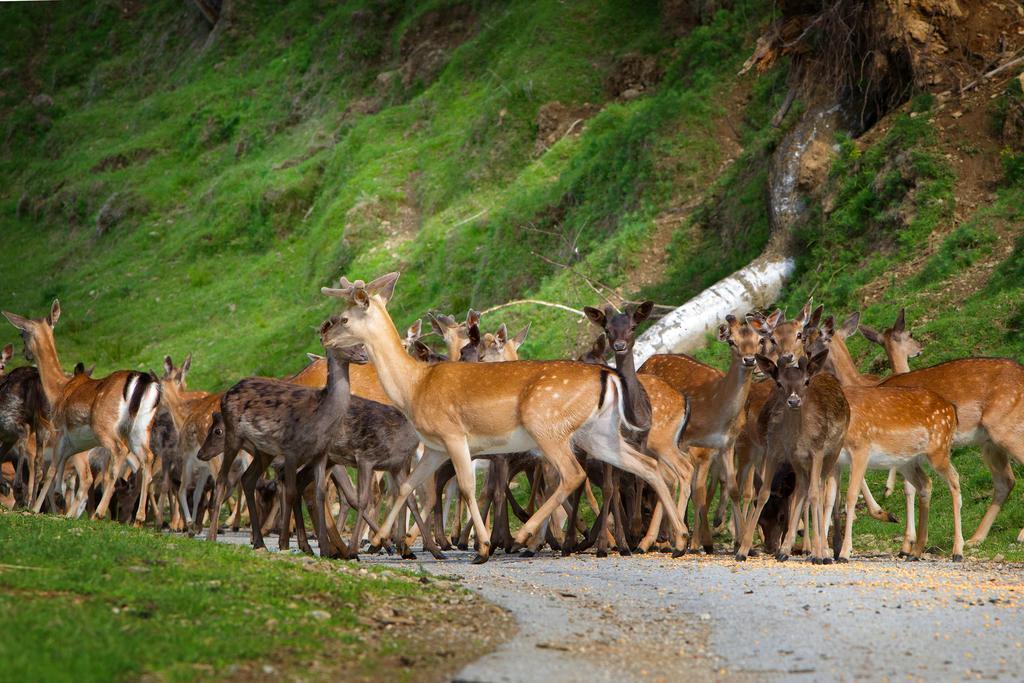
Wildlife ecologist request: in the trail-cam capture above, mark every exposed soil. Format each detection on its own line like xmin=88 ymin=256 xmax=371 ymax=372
xmin=398 ymin=3 xmax=477 ymax=88
xmin=534 ymin=101 xmax=601 ymax=155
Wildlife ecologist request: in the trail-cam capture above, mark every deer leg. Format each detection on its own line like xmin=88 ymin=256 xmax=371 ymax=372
xmin=931 ymin=456 xmax=964 ymax=561
xmin=884 ymin=467 xmax=898 ymax=498
xmin=610 ymin=478 xmax=631 ymax=556
xmin=511 ymin=439 xmax=584 ymax=559
xmin=241 ymin=454 xmax=268 ymax=550
xmin=206 ymin=446 xmax=241 ymax=542
xmin=394 ymin=469 xmax=446 ymax=561
xmin=33 ymin=433 xmax=67 ymax=513
xmin=904 ymin=465 xmax=932 ymax=560
xmin=859 ymin=477 xmax=898 ymax=522
xmin=736 ymin=456 xmax=779 ymax=561
xmin=689 ymin=455 xmax=714 ymax=553
xmin=778 ymin=472 xmax=808 ymax=562
xmin=310 ymin=458 xmax=344 ymax=558
xmin=92 ymin=442 xmax=129 ymax=521
xmin=371 ymin=448 xmax=448 ymax=553
xmin=839 ymin=449 xmax=870 ymax=562
xmin=809 ymin=454 xmax=828 ymax=564
xmin=594 ymin=463 xmax=616 ymax=558
xmin=970 ymin=441 xmax=1014 ymax=545
xmin=351 ymin=461 xmax=375 ymax=558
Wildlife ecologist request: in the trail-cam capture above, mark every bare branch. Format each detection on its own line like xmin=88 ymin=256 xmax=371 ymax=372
xmin=479 ymin=299 xmax=585 ymax=317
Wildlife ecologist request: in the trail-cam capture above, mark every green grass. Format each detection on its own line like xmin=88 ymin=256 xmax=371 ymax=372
xmin=0 ymin=513 xmax=492 ymax=682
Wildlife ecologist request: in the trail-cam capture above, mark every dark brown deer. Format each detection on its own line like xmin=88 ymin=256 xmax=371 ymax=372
xmin=196 ymin=329 xmax=364 ymax=558
xmin=581 ymin=302 xmax=692 ymax=555
xmin=735 ymin=350 xmax=850 ymax=564
xmin=0 ymin=359 xmax=49 ymax=508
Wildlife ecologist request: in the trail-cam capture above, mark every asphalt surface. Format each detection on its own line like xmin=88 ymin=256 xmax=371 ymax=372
xmin=210 ymin=533 xmax=1024 ymax=682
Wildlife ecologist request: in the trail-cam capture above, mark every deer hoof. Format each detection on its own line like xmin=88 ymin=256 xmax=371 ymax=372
xmin=897 ymin=550 xmax=909 ymax=558
xmin=952 ymin=554 xmax=964 ymax=563
xmin=749 ymin=548 xmax=761 ymax=557
xmin=887 ymin=512 xmax=899 ymax=523
xmin=401 ymin=551 xmax=417 ymax=560
xmin=734 ymin=553 xmax=747 ymax=562
xmin=822 ymin=557 xmax=834 ymax=565
xmin=430 ymin=551 xmax=448 ymax=561
xmin=633 ymin=546 xmax=647 ymax=555
xmin=471 ymin=552 xmax=490 ymax=565
xmin=837 ymin=557 xmax=850 ymax=563
xmin=619 ymin=548 xmax=632 ymax=557
xmin=519 ymin=549 xmax=535 ymax=558
xmin=775 ymin=553 xmax=789 ymax=563
xmin=703 ymin=545 xmax=715 ymax=555
xmin=672 ymin=548 xmax=685 ymax=558
xmin=906 ymin=554 xmax=921 ymax=562
xmin=456 ymin=543 xmax=468 ymax=551
xmin=596 ymin=549 xmax=608 ymax=559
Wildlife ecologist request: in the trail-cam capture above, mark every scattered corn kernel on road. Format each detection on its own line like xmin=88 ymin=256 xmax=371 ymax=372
xmin=213 ymin=534 xmax=1024 ymax=682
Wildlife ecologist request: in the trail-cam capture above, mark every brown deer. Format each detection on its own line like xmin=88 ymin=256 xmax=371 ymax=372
xmin=804 ymin=313 xmax=964 ymax=561
xmin=196 ymin=333 xmax=363 ymax=557
xmin=639 ymin=313 xmax=770 ymax=552
xmin=4 ymin=301 xmax=161 ymax=525
xmin=860 ymin=308 xmax=923 ymax=497
xmin=736 ymin=351 xmax=850 ymax=563
xmin=321 ymin=272 xmax=690 ymax=563
xmin=861 ymin=312 xmax=1024 ymax=545
xmin=479 ymin=323 xmax=531 ymax=362
xmin=582 ymin=303 xmax=693 ymax=554
xmin=429 ymin=309 xmax=481 ymax=359
xmin=0 ymin=354 xmax=49 ymax=508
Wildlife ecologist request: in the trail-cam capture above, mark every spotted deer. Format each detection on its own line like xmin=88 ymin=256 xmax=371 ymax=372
xmin=736 ymin=351 xmax=850 ymax=564
xmin=321 ymin=273 xmax=690 ymax=563
xmin=804 ymin=313 xmax=964 ymax=561
xmin=4 ymin=301 xmax=161 ymax=525
xmin=197 ymin=336 xmax=364 ymax=557
xmin=860 ymin=310 xmax=1024 ymax=545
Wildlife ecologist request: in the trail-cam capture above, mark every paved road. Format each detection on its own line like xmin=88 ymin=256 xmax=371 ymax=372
xmin=210 ymin=534 xmax=1024 ymax=682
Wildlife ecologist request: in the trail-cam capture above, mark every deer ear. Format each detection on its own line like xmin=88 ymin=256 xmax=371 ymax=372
xmin=468 ymin=324 xmax=480 ymax=346
xmin=806 ymin=305 xmax=823 ymax=330
xmin=495 ymin=323 xmax=508 ymax=344
xmin=163 ymin=355 xmax=174 ymax=378
xmin=413 ymin=340 xmax=432 ymax=362
xmin=840 ymin=312 xmax=861 ymax=339
xmin=755 ymin=354 xmax=777 ymax=379
xmin=366 ymin=272 xmax=400 ymax=304
xmin=893 ymin=307 xmax=906 ymax=333
xmin=766 ymin=308 xmax=784 ymax=328
xmin=1 ymin=344 xmax=12 ymax=364
xmin=352 ymin=289 xmax=370 ymax=308
xmin=718 ymin=323 xmax=730 ymax=342
xmin=428 ymin=313 xmax=445 ymax=337
xmin=583 ymin=306 xmax=606 ymax=328
xmin=466 ymin=309 xmax=481 ymax=328
xmin=859 ymin=324 xmax=883 ymax=345
xmin=513 ymin=323 xmax=531 ymax=348
xmin=48 ymin=299 xmax=61 ymax=327
xmin=632 ymin=301 xmax=654 ymax=325
xmin=181 ymin=353 xmax=192 ymax=380
xmin=594 ymin=335 xmax=607 ymax=354
xmin=2 ymin=312 xmax=29 ymax=332
xmin=821 ymin=316 xmax=836 ymax=338
xmin=306 ymin=352 xmax=324 ymax=363
xmin=747 ymin=314 xmax=771 ymax=337
xmin=407 ymin=319 xmax=422 ymax=340
xmin=807 ymin=348 xmax=830 ymax=376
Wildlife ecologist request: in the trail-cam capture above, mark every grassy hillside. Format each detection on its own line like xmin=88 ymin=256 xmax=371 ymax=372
xmin=3 ymin=1 xmax=1024 ymax=555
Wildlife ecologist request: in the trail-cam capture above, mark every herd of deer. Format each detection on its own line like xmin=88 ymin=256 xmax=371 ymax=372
xmin=2 ymin=271 xmax=1023 ymax=566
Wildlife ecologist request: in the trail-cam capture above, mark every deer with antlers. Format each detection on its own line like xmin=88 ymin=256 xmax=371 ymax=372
xmin=320 ymin=273 xmax=690 ymax=562
xmin=735 ymin=350 xmax=850 ymax=563
xmin=860 ymin=309 xmax=1024 ymax=545
xmin=4 ymin=301 xmax=161 ymax=525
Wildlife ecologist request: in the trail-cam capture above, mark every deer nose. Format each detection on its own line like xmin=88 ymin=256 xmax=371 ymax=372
xmin=742 ymin=356 xmax=756 ymax=367
xmin=612 ymin=340 xmax=628 ymax=352
xmin=779 ymin=353 xmax=795 ymax=367
xmin=787 ymin=394 xmax=802 ymax=409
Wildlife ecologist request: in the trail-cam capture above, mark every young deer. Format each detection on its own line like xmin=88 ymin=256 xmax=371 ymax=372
xmin=321 ymin=272 xmax=690 ymax=562
xmin=479 ymin=323 xmax=531 ymax=362
xmin=582 ymin=303 xmax=693 ymax=554
xmin=736 ymin=351 xmax=850 ymax=563
xmin=639 ymin=314 xmax=768 ymax=552
xmin=805 ymin=314 xmax=964 ymax=561
xmin=862 ymin=312 xmax=1024 ymax=545
xmin=429 ymin=309 xmax=481 ymax=359
xmin=860 ymin=308 xmax=923 ymax=497
xmin=4 ymin=301 xmax=162 ymax=525
xmin=197 ymin=334 xmax=364 ymax=557
xmin=0 ymin=360 xmax=49 ymax=508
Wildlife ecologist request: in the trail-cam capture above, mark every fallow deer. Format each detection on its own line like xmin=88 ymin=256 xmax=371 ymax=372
xmin=0 ymin=356 xmax=48 ymax=508
xmin=197 ymin=333 xmax=363 ymax=557
xmin=3 ymin=301 xmax=161 ymax=525
xmin=321 ymin=273 xmax=690 ymax=563
xmin=805 ymin=313 xmax=964 ymax=561
xmin=479 ymin=323 xmax=531 ymax=362
xmin=582 ymin=303 xmax=693 ymax=555
xmin=429 ymin=309 xmax=481 ymax=359
xmin=639 ymin=313 xmax=769 ymax=552
xmin=736 ymin=351 xmax=850 ymax=564
xmin=862 ymin=311 xmax=1024 ymax=545
xmin=860 ymin=308 xmax=922 ymax=497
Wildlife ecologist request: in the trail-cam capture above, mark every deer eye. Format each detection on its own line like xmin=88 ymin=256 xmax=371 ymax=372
xmin=775 ymin=381 xmax=783 ymax=389
xmin=804 ymin=379 xmax=810 ymax=386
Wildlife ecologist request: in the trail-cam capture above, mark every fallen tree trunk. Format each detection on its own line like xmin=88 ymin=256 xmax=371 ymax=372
xmin=633 ymin=252 xmax=795 ymax=364
xmin=634 ymin=104 xmax=841 ymax=363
